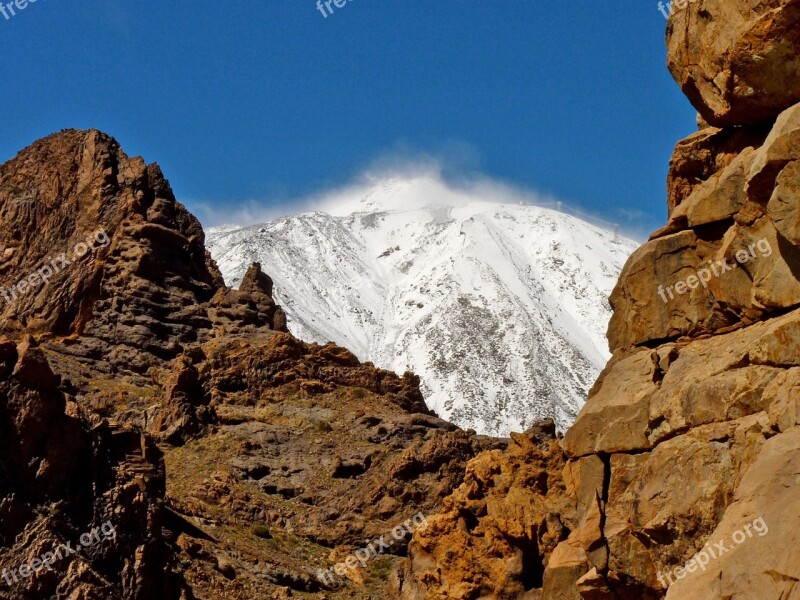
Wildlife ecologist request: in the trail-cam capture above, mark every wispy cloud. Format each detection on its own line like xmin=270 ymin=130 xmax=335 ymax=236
xmin=189 ymin=150 xmax=650 ymax=241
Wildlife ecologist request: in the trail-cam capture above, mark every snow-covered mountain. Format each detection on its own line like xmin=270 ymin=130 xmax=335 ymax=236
xmin=206 ymin=176 xmax=637 ymax=436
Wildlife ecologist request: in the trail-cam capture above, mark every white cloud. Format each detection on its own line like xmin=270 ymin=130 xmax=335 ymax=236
xmin=189 ymin=153 xmax=649 ymax=241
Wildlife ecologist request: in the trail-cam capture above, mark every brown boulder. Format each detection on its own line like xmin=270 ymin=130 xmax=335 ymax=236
xmin=11 ymin=334 xmax=59 ymax=390
xmin=666 ymin=0 xmax=800 ymax=126
xmin=663 ymin=147 xmax=755 ymax=233
xmin=562 ymin=349 xmax=659 ymax=457
xmin=747 ymin=102 xmax=800 ymax=202
xmin=666 ymin=126 xmax=769 ymax=214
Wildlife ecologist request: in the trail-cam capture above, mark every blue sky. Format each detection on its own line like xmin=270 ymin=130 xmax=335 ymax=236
xmin=0 ymin=0 xmax=695 ymax=236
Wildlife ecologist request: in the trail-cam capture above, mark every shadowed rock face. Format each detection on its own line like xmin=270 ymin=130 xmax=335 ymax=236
xmin=398 ymin=3 xmax=800 ymax=599
xmin=0 ymin=130 xmax=501 ymax=599
xmin=0 ymin=335 xmax=175 ymax=600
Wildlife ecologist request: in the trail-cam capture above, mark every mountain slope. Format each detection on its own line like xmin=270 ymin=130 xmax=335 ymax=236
xmin=207 ymin=176 xmax=637 ymax=435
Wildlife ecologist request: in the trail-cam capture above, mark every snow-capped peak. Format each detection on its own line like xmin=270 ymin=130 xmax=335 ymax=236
xmin=206 ymin=175 xmax=637 ymax=436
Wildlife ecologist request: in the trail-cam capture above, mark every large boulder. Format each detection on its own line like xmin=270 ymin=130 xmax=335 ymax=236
xmin=666 ymin=0 xmax=800 ymax=126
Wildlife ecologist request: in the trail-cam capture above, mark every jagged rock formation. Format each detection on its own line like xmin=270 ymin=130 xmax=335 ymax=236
xmin=397 ymin=420 xmax=577 ymax=599
xmin=398 ymin=3 xmax=800 ymax=599
xmin=0 ymin=130 xmax=500 ymax=598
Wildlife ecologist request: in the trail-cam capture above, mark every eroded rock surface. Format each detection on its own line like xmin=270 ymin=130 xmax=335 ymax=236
xmin=0 ymin=336 xmax=174 ymax=599
xmin=396 ymin=421 xmax=575 ymax=599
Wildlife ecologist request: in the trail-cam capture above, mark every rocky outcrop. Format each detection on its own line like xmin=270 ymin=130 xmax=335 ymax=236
xmin=395 ymin=421 xmax=577 ymax=599
xmin=0 ymin=130 xmax=286 ymax=370
xmin=0 ymin=129 xmax=299 ymax=447
xmin=400 ymin=2 xmax=800 ymax=599
xmin=607 ymin=100 xmax=800 ymax=350
xmin=580 ymin=94 xmax=800 ymax=599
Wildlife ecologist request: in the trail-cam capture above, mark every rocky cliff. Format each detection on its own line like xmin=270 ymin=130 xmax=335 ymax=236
xmin=397 ymin=2 xmax=800 ymax=598
xmin=0 ymin=130 xmax=502 ymax=599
